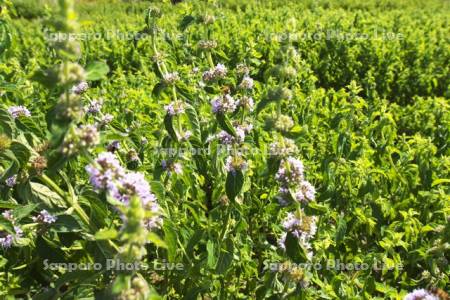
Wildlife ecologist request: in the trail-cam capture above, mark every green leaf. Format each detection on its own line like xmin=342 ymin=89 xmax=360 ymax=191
xmin=335 ymin=214 xmax=347 ymax=244
xmin=85 ymin=61 xmax=110 ymax=81
xmin=95 ymin=228 xmax=118 ymax=240
xmin=112 ymin=273 xmax=130 ymax=294
xmin=185 ymin=104 xmax=201 ymax=139
xmin=30 ymin=182 xmax=65 ymax=208
xmin=150 ymin=181 xmax=165 ymax=200
xmin=206 ymin=240 xmax=216 ymax=268
xmin=152 ymin=82 xmax=165 ymax=96
xmin=285 ymin=232 xmax=308 ymax=263
xmin=163 ymin=222 xmax=177 ymax=262
xmin=164 ymin=114 xmax=178 ymax=142
xmin=147 ymin=232 xmax=168 ymax=248
xmin=431 ymin=178 xmax=450 ymax=187
xmin=9 ymin=142 xmax=31 ymax=167
xmin=216 ymin=113 xmax=236 ymax=136
xmin=52 ymin=215 xmax=83 ymax=232
xmin=225 ymin=170 xmax=244 ymax=201
xmin=0 ymin=218 xmax=14 ymax=233
xmin=255 ymin=97 xmax=271 ymax=114
xmin=31 ymin=67 xmax=59 ymax=89
xmin=179 ymin=15 xmax=196 ymax=31
xmin=0 ymin=20 xmax=12 ymax=55
xmin=216 ymin=238 xmax=234 ymax=274
xmin=13 ymin=203 xmax=38 ymax=221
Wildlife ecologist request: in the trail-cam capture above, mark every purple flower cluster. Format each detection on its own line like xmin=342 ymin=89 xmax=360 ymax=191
xmin=86 ymin=152 xmax=162 ymax=229
xmin=62 ymin=125 xmax=100 ymax=155
xmin=225 ymin=155 xmax=248 ymax=174
xmin=0 ymin=210 xmax=23 ymax=249
xmin=236 ymin=63 xmax=250 ymax=75
xmin=217 ymin=131 xmax=235 ymax=145
xmin=5 ymin=175 xmax=17 ymax=187
xmin=269 ymin=138 xmax=298 ymax=157
xmin=202 ymin=63 xmax=227 ymax=81
xmin=239 ymin=76 xmax=254 ymax=90
xmin=163 ymin=72 xmax=180 ymax=85
xmin=86 ymin=152 xmax=125 ymax=190
xmin=112 ymin=172 xmax=156 ymax=205
xmin=100 ymin=114 xmax=114 ymax=125
xmin=276 ymin=157 xmax=304 ymax=185
xmin=86 ymin=99 xmax=103 ymax=114
xmin=70 ymin=81 xmax=89 ymax=95
xmin=211 ymin=94 xmax=236 ymax=114
xmin=275 ymin=157 xmax=315 ymax=204
xmin=237 ymin=96 xmax=254 ymax=112
xmin=281 ymin=212 xmax=317 ymax=239
xmin=0 ymin=233 xmax=13 ymax=249
xmin=2 ymin=210 xmax=13 ymax=221
xmin=164 ymin=101 xmax=186 ymax=116
xmin=294 ymin=181 xmax=316 ymax=202
xmin=404 ymin=289 xmax=439 ymax=300
xmin=278 ymin=210 xmax=317 ymax=260
xmin=162 ymin=160 xmax=183 ymax=176
xmin=179 ymin=130 xmax=192 ymax=141
xmin=8 ymin=106 xmax=31 ymax=119
xmin=32 ymin=210 xmax=57 ymax=224
xmin=215 ymin=123 xmax=251 ymax=145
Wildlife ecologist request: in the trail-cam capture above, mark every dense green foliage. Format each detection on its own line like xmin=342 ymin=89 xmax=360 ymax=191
xmin=0 ymin=0 xmax=449 ymax=299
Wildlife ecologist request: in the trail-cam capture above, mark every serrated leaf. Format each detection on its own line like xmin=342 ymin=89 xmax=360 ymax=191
xmin=13 ymin=203 xmax=38 ymax=221
xmin=30 ymin=182 xmax=65 ymax=208
xmin=185 ymin=104 xmax=201 ymax=139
